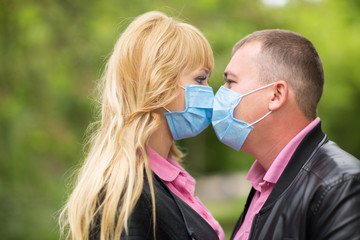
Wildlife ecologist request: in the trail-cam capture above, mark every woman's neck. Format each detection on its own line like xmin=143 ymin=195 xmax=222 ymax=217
xmin=147 ymin=112 xmax=173 ymax=159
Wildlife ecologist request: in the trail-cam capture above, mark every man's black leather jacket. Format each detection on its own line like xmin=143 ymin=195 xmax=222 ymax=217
xmin=231 ymin=122 xmax=360 ymax=240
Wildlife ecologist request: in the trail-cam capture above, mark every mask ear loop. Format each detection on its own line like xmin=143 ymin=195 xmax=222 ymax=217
xmin=163 ymin=106 xmax=171 ymax=113
xmin=242 ymin=82 xmax=276 ymax=97
xmin=241 ymin=82 xmax=276 ymax=127
xmin=163 ymin=85 xmax=186 ymax=113
xmin=248 ymin=111 xmax=272 ymax=127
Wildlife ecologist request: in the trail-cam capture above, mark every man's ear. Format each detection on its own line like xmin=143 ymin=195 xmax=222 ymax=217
xmin=269 ymin=80 xmax=288 ymax=111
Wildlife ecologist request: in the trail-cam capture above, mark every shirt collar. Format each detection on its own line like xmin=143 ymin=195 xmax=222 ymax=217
xmin=247 ymin=117 xmax=321 ymax=186
xmin=147 ymin=146 xmax=181 ymax=182
xmin=246 ymin=160 xmax=266 ymax=191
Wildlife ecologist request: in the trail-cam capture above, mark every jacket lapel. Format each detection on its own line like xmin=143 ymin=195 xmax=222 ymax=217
xmin=263 ymin=122 xmax=327 ymax=209
xmin=230 ymin=188 xmax=256 ymax=240
xmin=154 ymin=174 xmax=219 ymax=240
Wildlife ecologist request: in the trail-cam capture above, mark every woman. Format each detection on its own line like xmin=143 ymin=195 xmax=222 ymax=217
xmin=59 ymin=11 xmax=225 ymax=240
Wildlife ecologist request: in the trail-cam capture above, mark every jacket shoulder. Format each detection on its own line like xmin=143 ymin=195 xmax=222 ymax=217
xmin=305 ymin=142 xmax=360 ymax=239
xmin=306 ymin=140 xmax=360 ymax=182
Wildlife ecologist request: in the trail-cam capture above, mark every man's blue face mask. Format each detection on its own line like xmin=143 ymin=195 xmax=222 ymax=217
xmin=164 ymin=84 xmax=214 ymax=140
xmin=211 ymin=82 xmax=275 ymax=151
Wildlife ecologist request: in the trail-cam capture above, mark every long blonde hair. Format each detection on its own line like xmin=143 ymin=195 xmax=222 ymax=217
xmin=59 ymin=11 xmax=214 ymax=240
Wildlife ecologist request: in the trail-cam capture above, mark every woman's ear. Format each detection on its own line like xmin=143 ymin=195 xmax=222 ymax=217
xmin=269 ymin=80 xmax=288 ymax=111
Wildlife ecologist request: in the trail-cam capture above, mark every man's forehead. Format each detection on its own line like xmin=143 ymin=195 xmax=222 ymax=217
xmin=226 ymin=44 xmax=261 ymax=72
xmin=233 ymin=41 xmax=262 ymax=59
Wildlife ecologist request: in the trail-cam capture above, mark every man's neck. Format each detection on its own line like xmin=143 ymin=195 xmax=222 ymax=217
xmin=245 ymin=116 xmax=312 ymax=171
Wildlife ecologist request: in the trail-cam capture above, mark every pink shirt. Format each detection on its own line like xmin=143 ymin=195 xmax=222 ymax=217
xmin=234 ymin=117 xmax=320 ymax=240
xmin=147 ymin=147 xmax=225 ymax=240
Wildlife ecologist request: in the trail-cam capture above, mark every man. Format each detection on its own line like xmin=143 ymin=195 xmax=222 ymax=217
xmin=211 ymin=29 xmax=360 ymax=239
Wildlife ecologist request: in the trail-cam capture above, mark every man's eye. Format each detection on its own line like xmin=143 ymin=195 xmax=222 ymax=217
xmin=225 ymin=79 xmax=234 ymax=85
xmin=196 ymin=76 xmax=207 ymax=83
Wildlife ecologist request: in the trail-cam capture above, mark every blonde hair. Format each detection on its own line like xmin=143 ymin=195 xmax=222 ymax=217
xmin=59 ymin=11 xmax=214 ymax=239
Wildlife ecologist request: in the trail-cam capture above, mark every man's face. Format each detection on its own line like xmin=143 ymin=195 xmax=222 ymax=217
xmin=223 ymin=41 xmax=272 ymax=127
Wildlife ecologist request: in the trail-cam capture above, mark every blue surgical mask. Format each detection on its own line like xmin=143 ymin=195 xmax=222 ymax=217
xmin=212 ymin=83 xmax=275 ymax=151
xmin=164 ymin=85 xmax=214 ymax=140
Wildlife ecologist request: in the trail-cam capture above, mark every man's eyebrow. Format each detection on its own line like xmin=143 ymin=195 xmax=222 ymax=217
xmin=223 ymin=71 xmax=237 ymax=79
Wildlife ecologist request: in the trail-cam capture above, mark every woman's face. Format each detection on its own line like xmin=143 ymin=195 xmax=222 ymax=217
xmin=165 ymin=67 xmax=211 ymax=112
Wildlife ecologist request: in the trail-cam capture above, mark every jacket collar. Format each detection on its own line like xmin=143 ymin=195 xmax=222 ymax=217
xmin=262 ymin=121 xmax=328 ymax=210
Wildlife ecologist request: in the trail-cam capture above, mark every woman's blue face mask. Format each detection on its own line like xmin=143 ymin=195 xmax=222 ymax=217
xmin=164 ymin=84 xmax=214 ymax=140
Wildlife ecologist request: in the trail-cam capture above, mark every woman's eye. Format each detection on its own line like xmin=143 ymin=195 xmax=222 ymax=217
xmin=195 ymin=75 xmax=207 ymax=83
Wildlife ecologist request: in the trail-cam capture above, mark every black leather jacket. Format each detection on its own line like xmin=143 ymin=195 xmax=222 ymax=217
xmin=231 ymin=122 xmax=360 ymax=240
xmin=90 ymin=173 xmax=219 ymax=240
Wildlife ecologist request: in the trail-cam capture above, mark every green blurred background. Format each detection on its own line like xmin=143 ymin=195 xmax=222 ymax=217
xmin=1 ymin=0 xmax=360 ymax=239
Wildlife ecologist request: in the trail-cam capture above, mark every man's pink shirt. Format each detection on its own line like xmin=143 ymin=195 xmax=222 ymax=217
xmin=148 ymin=147 xmax=225 ymax=240
xmin=234 ymin=117 xmax=320 ymax=240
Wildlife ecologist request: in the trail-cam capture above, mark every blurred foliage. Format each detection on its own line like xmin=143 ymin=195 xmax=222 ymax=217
xmin=1 ymin=0 xmax=359 ymax=239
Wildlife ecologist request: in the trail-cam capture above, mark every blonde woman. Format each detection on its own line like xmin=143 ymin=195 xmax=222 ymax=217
xmin=59 ymin=11 xmax=225 ymax=240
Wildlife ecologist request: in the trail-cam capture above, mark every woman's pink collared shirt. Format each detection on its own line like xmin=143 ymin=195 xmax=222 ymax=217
xmin=147 ymin=147 xmax=225 ymax=240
